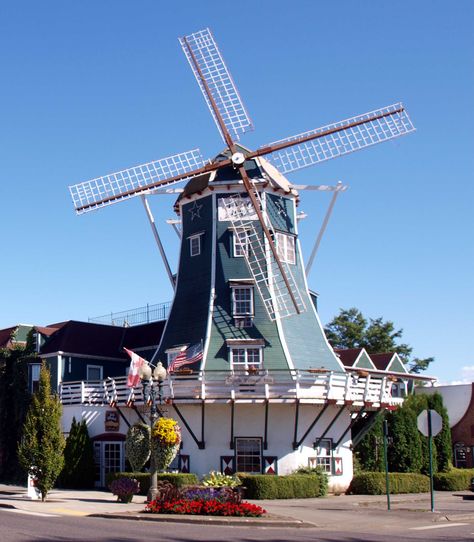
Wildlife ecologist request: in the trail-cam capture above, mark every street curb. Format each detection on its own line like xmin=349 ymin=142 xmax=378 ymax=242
xmin=0 ymin=503 xmax=16 ymax=510
xmin=88 ymin=511 xmax=318 ymax=528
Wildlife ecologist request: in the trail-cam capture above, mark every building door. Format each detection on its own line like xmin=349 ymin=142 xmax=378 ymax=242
xmin=94 ymin=441 xmax=125 ymax=487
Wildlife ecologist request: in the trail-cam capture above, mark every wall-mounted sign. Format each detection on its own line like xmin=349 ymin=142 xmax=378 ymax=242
xmin=332 ymin=457 xmax=343 ymax=476
xmin=105 ymin=410 xmax=119 ymax=432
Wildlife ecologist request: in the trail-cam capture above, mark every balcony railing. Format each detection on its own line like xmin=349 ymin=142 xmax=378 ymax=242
xmin=59 ymin=370 xmax=403 ymax=408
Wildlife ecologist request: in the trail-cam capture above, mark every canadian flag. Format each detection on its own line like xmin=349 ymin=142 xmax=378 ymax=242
xmin=124 ymin=347 xmax=148 ymax=388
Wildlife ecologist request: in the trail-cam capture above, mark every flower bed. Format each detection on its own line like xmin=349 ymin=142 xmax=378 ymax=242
xmin=143 ymin=481 xmax=266 ymax=517
xmin=145 ymin=498 xmax=266 ymax=517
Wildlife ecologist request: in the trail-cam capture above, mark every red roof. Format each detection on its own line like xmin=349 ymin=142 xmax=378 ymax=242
xmin=0 ymin=326 xmax=17 ymax=349
xmin=370 ymin=353 xmax=395 ymax=371
xmin=334 ymin=348 xmax=364 ymax=367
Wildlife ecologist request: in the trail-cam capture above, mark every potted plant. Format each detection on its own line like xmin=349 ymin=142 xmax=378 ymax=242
xmin=109 ymin=477 xmax=140 ymax=503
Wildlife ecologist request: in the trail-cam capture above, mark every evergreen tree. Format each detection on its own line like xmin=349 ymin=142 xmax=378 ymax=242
xmin=353 ymin=413 xmax=385 ymax=472
xmin=0 ymin=337 xmax=33 ymax=482
xmin=403 ymin=394 xmax=437 ymax=474
xmin=386 ymin=406 xmax=423 ymax=473
xmin=17 ymin=362 xmax=65 ymax=500
xmin=60 ymin=417 xmax=95 ymax=488
xmin=427 ymin=392 xmax=452 ymax=472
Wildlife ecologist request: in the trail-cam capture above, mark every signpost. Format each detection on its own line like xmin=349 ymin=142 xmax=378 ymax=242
xmin=417 ymin=409 xmax=442 ymax=512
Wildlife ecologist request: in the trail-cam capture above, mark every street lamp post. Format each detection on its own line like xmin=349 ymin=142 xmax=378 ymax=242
xmin=139 ymin=361 xmax=168 ymax=502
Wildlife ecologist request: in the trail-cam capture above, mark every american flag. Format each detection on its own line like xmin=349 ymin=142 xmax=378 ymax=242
xmin=169 ymin=342 xmax=203 ymax=373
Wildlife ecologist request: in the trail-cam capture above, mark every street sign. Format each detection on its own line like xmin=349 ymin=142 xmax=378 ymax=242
xmin=417 ymin=409 xmax=442 ymax=437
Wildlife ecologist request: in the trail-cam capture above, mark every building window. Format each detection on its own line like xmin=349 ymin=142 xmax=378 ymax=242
xmin=454 ymin=443 xmax=467 ymax=468
xmin=276 ymin=232 xmax=296 ymax=264
xmin=29 ymin=363 xmax=41 ymax=394
xmin=230 ymin=347 xmax=263 ymax=371
xmin=189 ymin=234 xmax=201 ymax=257
xmin=312 ymin=438 xmax=333 ymax=474
xmin=233 ymin=229 xmax=250 ymax=257
xmin=232 ymin=286 xmax=253 ymax=316
xmin=87 ymin=365 xmax=103 ymax=381
xmin=235 ymin=437 xmax=262 ymax=473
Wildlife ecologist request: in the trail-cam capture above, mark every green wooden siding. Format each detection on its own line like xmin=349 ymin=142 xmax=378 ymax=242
xmin=156 ymin=196 xmax=213 ymax=362
xmin=354 ymin=351 xmax=375 ymax=369
xmin=205 ymin=194 xmax=290 ymax=372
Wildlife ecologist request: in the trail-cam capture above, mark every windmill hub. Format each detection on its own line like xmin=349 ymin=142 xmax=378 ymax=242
xmin=231 ymin=152 xmax=245 ymax=166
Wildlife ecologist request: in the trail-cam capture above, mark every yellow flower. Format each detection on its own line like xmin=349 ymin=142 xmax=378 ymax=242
xmin=152 ymin=417 xmax=181 ymax=446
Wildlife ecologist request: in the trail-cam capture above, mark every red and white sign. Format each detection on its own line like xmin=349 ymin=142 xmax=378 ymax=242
xmin=333 ymin=457 xmax=343 ymax=476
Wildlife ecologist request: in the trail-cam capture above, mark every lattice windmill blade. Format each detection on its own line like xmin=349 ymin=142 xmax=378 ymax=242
xmin=69 ymin=149 xmax=206 ymax=214
xmin=258 ymin=103 xmax=415 ymax=174
xmin=179 ymin=28 xmax=254 ymax=142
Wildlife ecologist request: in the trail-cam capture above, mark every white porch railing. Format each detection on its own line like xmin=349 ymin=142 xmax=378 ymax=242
xmin=59 ymin=370 xmax=403 ymax=408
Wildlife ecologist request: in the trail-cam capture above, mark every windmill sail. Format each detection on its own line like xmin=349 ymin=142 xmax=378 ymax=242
xmin=180 ymin=28 xmax=254 ymax=142
xmin=69 ymin=149 xmax=205 ymax=214
xmin=261 ymin=103 xmax=415 ymax=174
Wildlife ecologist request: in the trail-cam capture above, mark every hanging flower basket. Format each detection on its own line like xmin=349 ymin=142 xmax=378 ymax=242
xmin=151 ymin=417 xmax=182 ymax=471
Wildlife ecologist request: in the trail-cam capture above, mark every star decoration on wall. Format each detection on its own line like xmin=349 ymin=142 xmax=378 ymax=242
xmin=274 ymin=197 xmax=287 ymax=217
xmin=188 ymin=200 xmax=203 ymax=221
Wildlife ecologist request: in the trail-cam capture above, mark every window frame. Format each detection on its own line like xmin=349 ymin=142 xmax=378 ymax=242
xmin=29 ymin=363 xmax=41 ymax=394
xmin=189 ymin=234 xmax=201 ymax=257
xmin=311 ymin=438 xmax=333 ymax=474
xmin=235 ymin=437 xmax=263 ymax=474
xmin=232 ymin=229 xmax=250 ymax=258
xmin=275 ymin=232 xmax=296 ymax=264
xmin=86 ymin=364 xmax=103 ymax=381
xmin=229 ymin=346 xmax=263 ymax=371
xmin=231 ymin=286 xmax=254 ymax=316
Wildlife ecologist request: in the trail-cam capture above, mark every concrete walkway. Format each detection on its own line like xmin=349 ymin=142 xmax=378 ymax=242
xmin=0 ymin=484 xmax=473 ymax=529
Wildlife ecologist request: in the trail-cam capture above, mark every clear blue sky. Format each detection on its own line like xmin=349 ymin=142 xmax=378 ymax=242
xmin=0 ymin=1 xmax=472 ymax=384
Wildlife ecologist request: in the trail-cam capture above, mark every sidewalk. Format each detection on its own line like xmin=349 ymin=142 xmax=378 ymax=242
xmin=0 ymin=484 xmax=473 ymax=529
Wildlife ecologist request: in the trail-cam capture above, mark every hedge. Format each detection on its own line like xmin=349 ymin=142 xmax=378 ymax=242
xmin=348 ymin=472 xmax=430 ymax=495
xmin=106 ymin=472 xmax=198 ymax=496
xmin=238 ymin=474 xmax=323 ymax=499
xmin=434 ymin=469 xmax=474 ymax=491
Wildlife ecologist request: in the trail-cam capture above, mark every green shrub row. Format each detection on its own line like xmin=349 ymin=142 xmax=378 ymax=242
xmin=433 ymin=469 xmax=474 ymax=491
xmin=238 ymin=474 xmax=323 ymax=499
xmin=348 ymin=472 xmax=430 ymax=495
xmin=105 ymin=472 xmax=198 ymax=496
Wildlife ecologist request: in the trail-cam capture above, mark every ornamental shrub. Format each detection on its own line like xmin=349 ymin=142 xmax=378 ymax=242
xmin=151 ymin=417 xmax=181 ymax=471
xmin=125 ymin=423 xmax=150 ymax=472
xmin=202 ymin=470 xmax=241 ymax=488
xmin=106 ymin=472 xmax=198 ymax=495
xmin=293 ymin=466 xmax=328 ymax=496
xmin=347 ymin=472 xmax=430 ymax=495
xmin=109 ymin=477 xmax=140 ymax=501
xmin=433 ymin=469 xmax=474 ymax=491
xmin=238 ymin=474 xmax=323 ymax=499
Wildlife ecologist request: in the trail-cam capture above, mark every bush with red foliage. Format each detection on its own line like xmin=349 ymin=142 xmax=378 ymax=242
xmin=145 ymin=498 xmax=265 ymax=517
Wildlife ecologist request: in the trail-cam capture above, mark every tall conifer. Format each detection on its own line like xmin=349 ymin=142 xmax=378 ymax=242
xmin=17 ymin=362 xmax=65 ymax=500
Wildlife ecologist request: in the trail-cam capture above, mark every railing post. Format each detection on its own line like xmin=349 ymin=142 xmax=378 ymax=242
xmin=379 ymin=376 xmax=388 ymax=403
xmin=363 ymin=375 xmax=371 ymax=402
xmin=81 ymin=381 xmax=86 ymax=404
xmin=344 ymin=373 xmax=352 ymax=401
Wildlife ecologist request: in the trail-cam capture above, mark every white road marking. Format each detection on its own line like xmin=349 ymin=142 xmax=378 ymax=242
xmin=3 ymin=508 xmax=59 ymax=517
xmin=410 ymin=523 xmax=468 ymax=530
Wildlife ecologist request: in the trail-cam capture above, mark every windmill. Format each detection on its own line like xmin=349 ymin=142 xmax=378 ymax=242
xmin=69 ymin=28 xmax=414 ymax=367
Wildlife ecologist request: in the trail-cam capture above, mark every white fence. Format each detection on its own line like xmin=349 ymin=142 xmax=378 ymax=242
xmin=59 ymin=370 xmax=403 ymax=407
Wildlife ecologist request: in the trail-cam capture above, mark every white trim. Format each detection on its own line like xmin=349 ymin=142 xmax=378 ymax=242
xmin=201 ymin=192 xmax=217 ymax=371
xmin=57 ymin=355 xmax=63 ymax=389
xmin=41 ymin=352 xmax=127 ymax=362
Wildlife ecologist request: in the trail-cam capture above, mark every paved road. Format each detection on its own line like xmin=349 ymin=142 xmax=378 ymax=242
xmin=1 ymin=508 xmax=473 ymax=542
